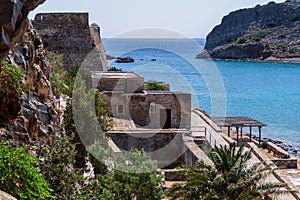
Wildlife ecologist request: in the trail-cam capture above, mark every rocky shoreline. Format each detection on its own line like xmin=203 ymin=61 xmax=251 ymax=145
xmin=252 ymin=135 xmax=299 ymax=156
xmin=197 ymin=57 xmax=300 ymax=64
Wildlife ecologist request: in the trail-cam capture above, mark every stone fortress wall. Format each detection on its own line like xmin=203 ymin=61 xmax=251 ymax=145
xmin=33 ymin=13 xmax=108 ymax=71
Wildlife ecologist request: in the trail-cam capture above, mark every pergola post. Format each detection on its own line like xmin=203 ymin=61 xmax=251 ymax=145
xmin=258 ymin=126 xmax=262 ymax=147
xmin=249 ymin=126 xmax=252 ymax=142
xmin=228 ymin=126 xmax=230 ymax=137
xmin=236 ymin=126 xmax=239 ymax=144
xmin=240 ymin=127 xmax=243 ymax=140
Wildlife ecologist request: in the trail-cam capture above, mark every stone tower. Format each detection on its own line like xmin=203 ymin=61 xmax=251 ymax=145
xmin=33 ymin=13 xmax=108 ymax=71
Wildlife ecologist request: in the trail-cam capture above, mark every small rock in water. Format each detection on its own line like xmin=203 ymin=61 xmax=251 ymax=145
xmin=274 ymin=140 xmax=283 ymax=144
xmin=115 ymin=57 xmax=134 ymax=63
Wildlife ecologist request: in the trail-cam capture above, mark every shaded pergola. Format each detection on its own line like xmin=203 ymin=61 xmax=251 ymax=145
xmin=211 ymin=116 xmax=267 ymax=146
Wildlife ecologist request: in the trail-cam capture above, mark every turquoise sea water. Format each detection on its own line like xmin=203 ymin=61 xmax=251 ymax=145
xmin=103 ymin=38 xmax=300 ymax=152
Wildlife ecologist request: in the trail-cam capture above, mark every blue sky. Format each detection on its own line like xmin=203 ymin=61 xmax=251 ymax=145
xmin=29 ymin=0 xmax=285 ymax=38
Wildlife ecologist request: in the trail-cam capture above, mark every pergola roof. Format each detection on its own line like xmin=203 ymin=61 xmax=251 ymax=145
xmin=211 ymin=116 xmax=267 ymax=127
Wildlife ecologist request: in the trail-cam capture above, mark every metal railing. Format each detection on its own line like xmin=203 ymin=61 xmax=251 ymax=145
xmin=205 ymin=131 xmax=217 ymax=149
xmin=191 ymin=126 xmax=217 ymax=150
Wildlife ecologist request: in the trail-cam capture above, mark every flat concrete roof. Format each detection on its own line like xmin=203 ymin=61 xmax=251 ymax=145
xmin=92 ymin=72 xmax=143 ymax=79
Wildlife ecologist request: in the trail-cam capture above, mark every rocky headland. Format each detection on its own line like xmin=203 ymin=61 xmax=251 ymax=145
xmin=197 ymin=0 xmax=300 ymax=62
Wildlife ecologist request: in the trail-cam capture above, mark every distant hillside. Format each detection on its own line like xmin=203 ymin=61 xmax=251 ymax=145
xmin=197 ymin=1 xmax=300 ymax=62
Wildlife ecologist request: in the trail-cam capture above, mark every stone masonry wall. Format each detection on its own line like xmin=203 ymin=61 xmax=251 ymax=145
xmin=33 ymin=13 xmax=107 ymax=71
xmin=101 ymin=92 xmax=191 ymax=129
xmin=109 ymin=131 xmax=188 ymax=168
xmin=96 ymin=77 xmax=144 ymax=93
xmin=129 ymin=92 xmax=191 ymax=129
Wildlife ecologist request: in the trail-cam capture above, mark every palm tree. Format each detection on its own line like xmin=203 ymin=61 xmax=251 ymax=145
xmin=167 ymin=143 xmax=286 ymax=200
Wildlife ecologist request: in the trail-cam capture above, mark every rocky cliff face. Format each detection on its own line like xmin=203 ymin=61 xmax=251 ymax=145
xmin=0 ymin=0 xmax=59 ymax=146
xmin=0 ymin=0 xmax=46 ymax=62
xmin=198 ymin=1 xmax=300 ymax=61
xmin=1 ymin=22 xmax=59 ymax=146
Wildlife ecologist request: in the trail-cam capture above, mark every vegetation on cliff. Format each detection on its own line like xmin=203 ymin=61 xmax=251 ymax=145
xmin=0 ymin=62 xmax=28 ymax=124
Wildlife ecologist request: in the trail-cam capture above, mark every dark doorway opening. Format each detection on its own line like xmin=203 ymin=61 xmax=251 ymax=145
xmin=160 ymin=109 xmax=171 ymax=129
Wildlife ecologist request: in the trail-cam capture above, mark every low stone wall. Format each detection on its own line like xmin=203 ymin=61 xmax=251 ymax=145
xmin=247 ymin=142 xmax=276 ymax=169
xmin=183 ymin=135 xmax=214 ymax=167
xmin=266 ymin=141 xmax=290 ymax=158
xmin=221 ymin=133 xmax=236 ymax=144
xmin=247 ymin=142 xmax=297 ymax=169
xmin=271 ymin=159 xmax=298 ymax=169
xmin=163 ymin=169 xmax=184 ymax=181
xmin=108 ymin=130 xmax=189 ymax=168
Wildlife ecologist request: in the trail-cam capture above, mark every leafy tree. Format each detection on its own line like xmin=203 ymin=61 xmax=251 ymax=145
xmin=37 ymin=136 xmax=115 ymax=200
xmin=63 ymin=68 xmax=112 ymax=168
xmin=89 ymin=143 xmax=163 ymax=200
xmin=110 ymin=150 xmax=163 ymax=200
xmin=167 ymin=143 xmax=286 ymax=200
xmin=37 ymin=136 xmax=81 ymax=199
xmin=0 ymin=142 xmax=52 ymax=200
xmin=37 ymin=136 xmax=163 ymax=200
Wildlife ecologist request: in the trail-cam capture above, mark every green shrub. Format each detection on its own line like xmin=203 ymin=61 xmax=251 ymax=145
xmin=108 ymin=66 xmax=123 ymax=72
xmin=145 ymin=81 xmax=165 ymax=91
xmin=227 ymin=38 xmax=237 ymax=44
xmin=89 ymin=143 xmax=163 ymax=200
xmin=37 ymin=136 xmax=100 ymax=199
xmin=252 ymin=30 xmax=271 ymax=41
xmin=0 ymin=62 xmax=29 ymax=95
xmin=261 ymin=141 xmax=268 ymax=149
xmin=237 ymin=37 xmax=247 ymax=44
xmin=277 ymin=44 xmax=287 ymax=51
xmin=0 ymin=142 xmax=52 ymax=199
xmin=289 ymin=48 xmax=299 ymax=53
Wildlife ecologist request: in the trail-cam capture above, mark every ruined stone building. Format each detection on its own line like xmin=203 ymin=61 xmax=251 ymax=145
xmin=33 ymin=13 xmax=108 ymax=71
xmin=92 ymin=72 xmax=191 ymax=130
xmin=92 ymin=71 xmax=193 ymax=168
